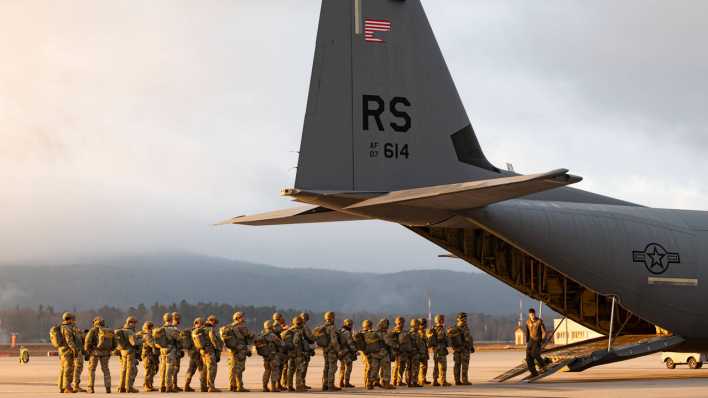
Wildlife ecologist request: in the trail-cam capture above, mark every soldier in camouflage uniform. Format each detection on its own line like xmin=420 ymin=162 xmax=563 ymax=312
xmin=418 ymin=318 xmax=431 ymax=385
xmin=57 ymin=312 xmax=79 ymax=393
xmin=157 ymin=313 xmax=178 ymax=393
xmin=139 ymin=321 xmax=159 ymax=392
xmin=184 ymin=318 xmax=207 ymax=392
xmin=84 ymin=316 xmax=114 ymax=393
xmin=257 ymin=320 xmax=283 ymax=392
xmin=405 ymin=318 xmax=422 ymax=388
xmin=354 ymin=320 xmax=371 ymax=388
xmin=378 ymin=319 xmax=396 ymax=390
xmin=391 ymin=317 xmax=407 ymax=386
xmin=449 ymin=312 xmax=474 ymax=385
xmin=299 ymin=312 xmax=315 ymax=390
xmin=319 ymin=311 xmax=341 ymax=391
xmin=359 ymin=319 xmax=387 ymax=390
xmin=271 ymin=312 xmax=289 ymax=390
xmin=429 ymin=314 xmax=451 ymax=386
xmin=282 ymin=316 xmax=308 ymax=392
xmin=170 ymin=312 xmax=183 ymax=392
xmin=71 ymin=321 xmax=87 ymax=392
xmin=202 ymin=315 xmax=223 ymax=392
xmin=337 ymin=319 xmax=357 ymax=388
xmin=221 ymin=312 xmax=253 ymax=392
xmin=117 ymin=316 xmax=139 ymax=393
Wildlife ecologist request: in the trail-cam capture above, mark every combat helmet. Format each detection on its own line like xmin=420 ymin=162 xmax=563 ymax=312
xmin=361 ymin=320 xmax=372 ymax=330
xmin=233 ymin=312 xmax=244 ymax=322
xmin=434 ymin=314 xmax=445 ymax=324
xmin=378 ymin=319 xmax=390 ymax=330
xmin=92 ymin=316 xmax=104 ymax=327
xmin=62 ymin=312 xmax=75 ymax=322
xmin=324 ymin=311 xmax=335 ymax=321
xmin=343 ymin=319 xmax=353 ymax=329
xmin=263 ymin=320 xmax=273 ymax=330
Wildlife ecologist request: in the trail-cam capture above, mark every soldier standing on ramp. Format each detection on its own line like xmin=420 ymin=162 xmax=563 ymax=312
xmin=429 ymin=314 xmax=451 ymax=386
xmin=155 ymin=313 xmax=177 ymax=392
xmin=417 ymin=318 xmax=431 ymax=385
xmin=84 ymin=316 xmax=114 ymax=393
xmin=378 ymin=319 xmax=396 ymax=390
xmin=71 ymin=321 xmax=87 ymax=392
xmin=405 ymin=319 xmax=422 ymax=388
xmin=391 ymin=317 xmax=407 ymax=386
xmin=282 ymin=316 xmax=308 ymax=392
xmin=525 ymin=308 xmax=547 ymax=377
xmin=449 ymin=312 xmax=474 ymax=385
xmin=299 ymin=312 xmax=315 ymax=390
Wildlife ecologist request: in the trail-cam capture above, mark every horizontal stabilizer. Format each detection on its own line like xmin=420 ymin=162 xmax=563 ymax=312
xmin=345 ymin=169 xmax=581 ymax=211
xmin=217 ymin=205 xmax=369 ymax=226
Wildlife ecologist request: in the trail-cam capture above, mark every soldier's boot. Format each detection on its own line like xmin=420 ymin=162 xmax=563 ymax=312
xmin=442 ymin=381 xmax=452 ymax=387
xmin=128 ymin=387 xmax=139 ymax=393
xmin=433 ymin=381 xmax=440 ymax=386
xmin=382 ymin=383 xmax=396 ymax=390
xmin=366 ymin=383 xmax=374 ymax=390
xmin=207 ymin=387 xmax=221 ymax=393
xmin=183 ymin=376 xmax=195 ymax=393
xmin=330 ymin=385 xmax=342 ymax=391
xmin=159 ymin=387 xmax=166 ymax=393
xmin=88 ymin=386 xmax=95 ymax=394
xmin=174 ymin=386 xmax=183 ymax=392
xmin=76 ymin=387 xmax=87 ymax=393
xmin=105 ymin=387 xmax=111 ymax=394
xmin=262 ymin=383 xmax=270 ymax=393
xmin=345 ymin=383 xmax=355 ymax=388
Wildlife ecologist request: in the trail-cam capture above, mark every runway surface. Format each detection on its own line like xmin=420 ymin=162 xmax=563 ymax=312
xmin=2 ymin=350 xmax=708 ymax=397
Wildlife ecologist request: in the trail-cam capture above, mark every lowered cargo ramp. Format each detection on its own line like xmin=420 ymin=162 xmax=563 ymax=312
xmin=494 ymin=334 xmax=685 ymax=383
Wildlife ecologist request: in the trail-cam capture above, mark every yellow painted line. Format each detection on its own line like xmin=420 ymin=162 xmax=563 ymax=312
xmin=354 ymin=0 xmax=362 ymax=35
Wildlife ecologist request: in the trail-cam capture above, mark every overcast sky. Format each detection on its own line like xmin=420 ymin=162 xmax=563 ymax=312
xmin=1 ymin=1 xmax=706 ymax=272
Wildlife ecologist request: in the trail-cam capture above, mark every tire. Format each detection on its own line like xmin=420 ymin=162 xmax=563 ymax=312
xmin=688 ymin=357 xmax=700 ymax=369
xmin=665 ymin=358 xmax=676 ymax=369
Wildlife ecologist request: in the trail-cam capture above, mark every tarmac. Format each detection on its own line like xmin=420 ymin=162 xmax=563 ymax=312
xmin=2 ymin=350 xmax=708 ymax=397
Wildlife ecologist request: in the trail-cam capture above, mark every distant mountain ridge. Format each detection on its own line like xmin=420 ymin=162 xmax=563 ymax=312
xmin=0 ymin=253 xmax=525 ymax=315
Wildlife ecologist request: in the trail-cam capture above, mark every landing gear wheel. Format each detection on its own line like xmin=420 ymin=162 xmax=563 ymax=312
xmin=665 ymin=358 xmax=676 ymax=369
xmin=688 ymin=357 xmax=702 ymax=369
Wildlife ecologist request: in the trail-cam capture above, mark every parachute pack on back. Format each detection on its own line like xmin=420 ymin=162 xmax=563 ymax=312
xmin=97 ymin=327 xmax=114 ymax=351
xmin=312 ymin=324 xmax=331 ymax=348
xmin=153 ymin=326 xmax=170 ymax=349
xmin=49 ymin=325 xmax=66 ymax=349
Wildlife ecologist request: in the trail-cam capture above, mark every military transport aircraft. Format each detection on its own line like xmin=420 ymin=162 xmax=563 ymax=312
xmin=222 ymin=0 xmax=708 ymax=381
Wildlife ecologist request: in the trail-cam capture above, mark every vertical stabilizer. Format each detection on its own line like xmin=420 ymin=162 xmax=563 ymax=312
xmin=295 ymin=0 xmax=499 ymax=193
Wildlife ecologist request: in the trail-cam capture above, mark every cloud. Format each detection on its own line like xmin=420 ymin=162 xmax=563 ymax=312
xmin=0 ymin=1 xmax=705 ymax=270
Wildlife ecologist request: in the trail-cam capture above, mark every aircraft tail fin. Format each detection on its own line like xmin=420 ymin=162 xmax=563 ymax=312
xmin=295 ymin=0 xmax=499 ymax=193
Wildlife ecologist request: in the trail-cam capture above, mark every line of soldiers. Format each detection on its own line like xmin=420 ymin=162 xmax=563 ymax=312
xmin=50 ymin=310 xmax=475 ymax=393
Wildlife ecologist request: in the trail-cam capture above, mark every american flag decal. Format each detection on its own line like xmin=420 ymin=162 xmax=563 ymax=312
xmin=364 ymin=18 xmax=391 ymax=43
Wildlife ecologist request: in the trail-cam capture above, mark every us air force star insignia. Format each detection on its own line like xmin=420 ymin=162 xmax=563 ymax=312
xmin=632 ymin=243 xmax=680 ymax=275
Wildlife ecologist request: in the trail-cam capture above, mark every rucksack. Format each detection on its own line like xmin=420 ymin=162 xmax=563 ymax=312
xmin=192 ymin=327 xmax=208 ymax=350
xmin=447 ymin=327 xmax=463 ymax=348
xmin=115 ymin=329 xmax=131 ymax=351
xmin=353 ymin=332 xmax=366 ymax=352
xmin=363 ymin=331 xmax=383 ymax=354
xmin=180 ymin=330 xmax=193 ymax=351
xmin=312 ymin=324 xmax=330 ymax=348
xmin=219 ymin=325 xmax=238 ymax=351
xmin=399 ymin=330 xmax=413 ymax=352
xmin=50 ymin=325 xmax=66 ymax=349
xmin=254 ymin=333 xmax=270 ymax=357
xmin=153 ymin=326 xmax=170 ymax=349
xmin=97 ymin=327 xmax=114 ymax=351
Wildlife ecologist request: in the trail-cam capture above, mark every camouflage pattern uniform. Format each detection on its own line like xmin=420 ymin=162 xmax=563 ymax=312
xmin=158 ymin=313 xmax=179 ymax=393
xmin=58 ymin=313 xmax=78 ymax=393
xmin=417 ymin=318 xmax=431 ymax=385
xmin=378 ymin=319 xmax=396 ymax=389
xmin=405 ymin=319 xmax=422 ymax=387
xmin=337 ymin=319 xmax=357 ymax=388
xmin=183 ymin=318 xmax=206 ymax=392
xmin=320 ymin=311 xmax=341 ymax=391
xmin=257 ymin=321 xmax=283 ymax=392
xmin=71 ymin=324 xmax=86 ymax=392
xmin=282 ymin=317 xmax=308 ymax=392
xmin=84 ymin=317 xmax=114 ymax=393
xmin=360 ymin=320 xmax=386 ymax=390
xmin=221 ymin=312 xmax=253 ymax=392
xmin=449 ymin=312 xmax=474 ymax=385
xmin=139 ymin=321 xmax=159 ymax=392
xmin=429 ymin=315 xmax=451 ymax=386
xmin=117 ymin=316 xmax=139 ymax=393
xmin=299 ymin=312 xmax=315 ymax=390
xmin=199 ymin=315 xmax=223 ymax=392
xmin=391 ymin=317 xmax=407 ymax=386
xmin=272 ymin=313 xmax=289 ymax=390
xmin=170 ymin=312 xmax=183 ymax=392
